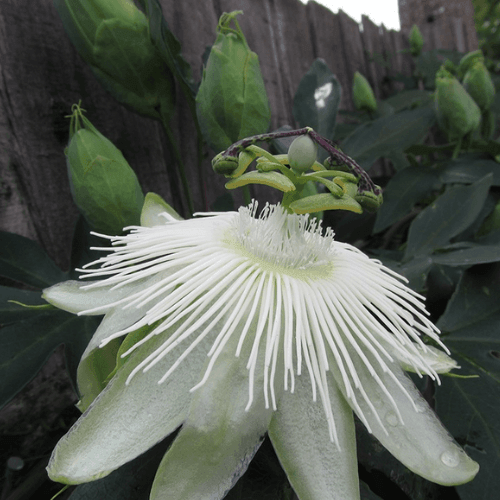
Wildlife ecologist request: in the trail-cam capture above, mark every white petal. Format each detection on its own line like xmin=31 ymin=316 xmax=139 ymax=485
xmin=140 ymin=192 xmax=183 ymax=227
xmin=47 ymin=325 xmax=214 ymax=484
xmin=43 ymin=279 xmax=150 ymax=315
xmin=269 ymin=369 xmax=359 ymax=500
xmin=149 ymin=330 xmax=282 ymax=500
xmin=327 ymin=348 xmax=479 ymax=485
xmin=396 ymin=344 xmax=459 ymax=374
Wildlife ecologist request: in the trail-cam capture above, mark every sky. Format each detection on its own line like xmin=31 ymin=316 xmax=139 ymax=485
xmin=301 ymin=0 xmax=401 ymax=30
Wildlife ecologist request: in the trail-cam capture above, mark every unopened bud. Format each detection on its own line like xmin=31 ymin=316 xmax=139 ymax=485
xmin=54 ymin=0 xmax=175 ymax=121
xmin=196 ymin=11 xmax=271 ymax=152
xmin=66 ymin=104 xmax=144 ymax=234
xmin=457 ymin=50 xmax=484 ymax=80
xmin=409 ymin=25 xmax=424 ymax=57
xmin=463 ymin=61 xmax=495 ymax=110
xmin=352 ymin=72 xmax=377 ymax=112
xmin=434 ymin=68 xmax=481 ymax=141
xmin=288 ymin=135 xmax=318 ymax=173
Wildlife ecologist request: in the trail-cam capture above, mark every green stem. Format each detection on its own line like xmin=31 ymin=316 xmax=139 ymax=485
xmin=282 ymin=184 xmax=305 ymax=213
xmin=242 ymin=186 xmax=252 ymax=206
xmin=452 ymin=138 xmax=463 ymax=159
xmin=161 ymin=120 xmax=195 ymax=216
xmin=179 ymin=88 xmax=207 ymax=210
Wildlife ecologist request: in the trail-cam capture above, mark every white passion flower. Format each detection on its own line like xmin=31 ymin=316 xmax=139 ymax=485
xmin=43 ymin=198 xmax=479 ymax=500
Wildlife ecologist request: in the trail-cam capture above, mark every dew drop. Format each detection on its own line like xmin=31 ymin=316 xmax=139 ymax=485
xmin=440 ymin=450 xmax=460 ymax=467
xmin=385 ymin=411 xmax=399 ymax=427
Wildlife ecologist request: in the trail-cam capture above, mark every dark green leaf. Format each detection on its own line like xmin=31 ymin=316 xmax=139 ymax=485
xmin=432 ymin=243 xmax=500 ymax=266
xmin=382 ymin=89 xmax=432 ymax=112
xmin=440 ymin=156 xmax=500 ymax=186
xmin=405 ymin=174 xmax=493 ymax=259
xmin=373 ymin=166 xmax=441 ymax=233
xmin=0 ymin=231 xmax=67 ymax=288
xmin=342 ymin=107 xmax=435 ymax=169
xmin=145 ymin=0 xmax=196 ymax=95
xmin=0 ymin=310 xmax=99 ymax=408
xmin=438 ymin=263 xmax=500 ymax=333
xmin=384 ymin=149 xmax=410 ymax=171
xmin=452 ymin=193 xmax=495 ymax=242
xmin=293 ymin=59 xmax=342 ymax=141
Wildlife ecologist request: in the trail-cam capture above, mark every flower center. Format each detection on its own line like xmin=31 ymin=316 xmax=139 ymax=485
xmin=224 ymin=202 xmax=336 ymax=279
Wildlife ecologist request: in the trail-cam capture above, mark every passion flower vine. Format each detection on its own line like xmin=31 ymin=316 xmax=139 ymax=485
xmin=43 ymin=195 xmax=478 ymax=500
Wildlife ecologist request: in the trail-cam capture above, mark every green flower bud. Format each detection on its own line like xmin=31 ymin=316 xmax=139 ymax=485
xmin=288 ymin=135 xmax=318 ymax=172
xmin=409 ymin=24 xmax=424 ymax=57
xmin=212 ymin=153 xmax=240 ymax=176
xmin=352 ymin=72 xmax=377 ymax=113
xmin=196 ymin=11 xmax=271 ymax=152
xmin=54 ymin=0 xmax=175 ymax=121
xmin=434 ymin=68 xmax=481 ymax=141
xmin=443 ymin=59 xmax=457 ymax=75
xmin=457 ymin=50 xmax=484 ymax=80
xmin=463 ymin=61 xmax=495 ymax=110
xmin=66 ymin=104 xmax=145 ymax=234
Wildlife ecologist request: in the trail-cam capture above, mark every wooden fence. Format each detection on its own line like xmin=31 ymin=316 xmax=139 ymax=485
xmin=0 ymin=0 xmax=478 ymax=269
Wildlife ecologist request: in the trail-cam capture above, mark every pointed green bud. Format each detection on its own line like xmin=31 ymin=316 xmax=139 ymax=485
xmin=196 ymin=11 xmax=271 ymax=152
xmin=140 ymin=192 xmax=183 ymax=227
xmin=457 ymin=50 xmax=484 ymax=80
xmin=288 ymin=135 xmax=318 ymax=173
xmin=54 ymin=0 xmax=175 ymax=121
xmin=352 ymin=72 xmax=377 ymax=112
xmin=212 ymin=152 xmax=240 ymax=176
xmin=443 ymin=59 xmax=457 ymax=75
xmin=434 ymin=68 xmax=481 ymax=141
xmin=66 ymin=104 xmax=145 ymax=234
xmin=463 ymin=61 xmax=495 ymax=111
xmin=409 ymin=24 xmax=424 ymax=57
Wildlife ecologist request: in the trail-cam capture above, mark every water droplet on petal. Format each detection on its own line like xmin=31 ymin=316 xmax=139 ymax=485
xmin=440 ymin=450 xmax=460 ymax=467
xmin=385 ymin=411 xmax=399 ymax=427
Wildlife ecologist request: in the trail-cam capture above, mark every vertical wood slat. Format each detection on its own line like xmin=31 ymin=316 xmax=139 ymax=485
xmin=361 ymin=15 xmax=386 ymax=99
xmin=337 ymin=10 xmax=369 ymax=109
xmin=306 ymin=2 xmax=351 ymax=112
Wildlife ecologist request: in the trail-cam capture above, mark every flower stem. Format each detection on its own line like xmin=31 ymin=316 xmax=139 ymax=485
xmin=161 ymin=119 xmax=195 ymax=217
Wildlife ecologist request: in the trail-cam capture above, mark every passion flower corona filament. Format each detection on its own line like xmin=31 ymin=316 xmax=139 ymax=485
xmin=55 ymin=203 xmax=444 ymax=439
xmin=44 ymin=200 xmax=478 ymax=497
